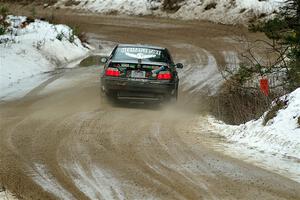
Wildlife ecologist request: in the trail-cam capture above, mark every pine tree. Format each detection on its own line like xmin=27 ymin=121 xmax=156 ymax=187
xmin=284 ymin=0 xmax=300 ymax=89
xmin=251 ymin=0 xmax=300 ymax=90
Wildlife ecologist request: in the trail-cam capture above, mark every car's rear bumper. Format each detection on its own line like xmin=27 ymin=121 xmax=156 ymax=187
xmin=101 ymin=77 xmax=177 ymax=101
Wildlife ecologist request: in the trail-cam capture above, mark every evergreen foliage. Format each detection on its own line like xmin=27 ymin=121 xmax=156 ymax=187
xmin=250 ymin=0 xmax=300 ymax=90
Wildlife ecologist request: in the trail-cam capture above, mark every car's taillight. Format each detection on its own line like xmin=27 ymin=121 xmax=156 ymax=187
xmin=157 ymin=71 xmax=172 ymax=80
xmin=105 ymin=68 xmax=120 ymax=77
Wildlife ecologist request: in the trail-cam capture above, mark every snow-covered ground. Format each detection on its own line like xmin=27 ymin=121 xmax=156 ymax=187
xmin=172 ymin=0 xmax=284 ymax=24
xmin=204 ymin=88 xmax=300 ymax=182
xmin=0 ymin=16 xmax=89 ymax=101
xmin=56 ymin=0 xmax=284 ymax=24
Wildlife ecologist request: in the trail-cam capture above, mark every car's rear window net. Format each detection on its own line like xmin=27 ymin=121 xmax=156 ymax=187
xmin=109 ymin=62 xmax=170 ymax=79
xmin=113 ymin=47 xmax=169 ymax=63
xmin=114 ymin=63 xmax=162 ymax=70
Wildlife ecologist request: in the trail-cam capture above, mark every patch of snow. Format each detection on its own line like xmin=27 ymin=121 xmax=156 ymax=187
xmin=64 ymin=161 xmax=105 ymax=200
xmin=61 ymin=142 xmax=158 ymax=199
xmin=0 ymin=16 xmax=89 ymax=101
xmin=205 ymin=88 xmax=300 ymax=182
xmin=91 ymin=166 xmax=125 ymax=200
xmin=57 ymin=0 xmax=153 ymax=15
xmin=59 ymin=142 xmax=125 ymax=200
xmin=31 ymin=163 xmax=75 ymax=200
xmin=0 ymin=74 xmax=50 ymax=101
xmin=56 ymin=0 xmax=285 ymax=24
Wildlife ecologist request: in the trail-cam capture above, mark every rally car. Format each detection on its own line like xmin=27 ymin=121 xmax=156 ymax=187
xmin=100 ymin=44 xmax=183 ymax=102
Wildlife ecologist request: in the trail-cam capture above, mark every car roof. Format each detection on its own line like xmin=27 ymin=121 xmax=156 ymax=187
xmin=117 ymin=44 xmax=166 ymax=50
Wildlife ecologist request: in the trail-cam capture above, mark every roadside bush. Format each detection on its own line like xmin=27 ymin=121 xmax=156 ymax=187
xmin=162 ymin=0 xmax=184 ymax=12
xmin=263 ymin=99 xmax=287 ymax=125
xmin=68 ymin=26 xmax=80 ymax=43
xmin=56 ymin=31 xmax=64 ymax=41
xmin=249 ymin=0 xmax=300 ymax=91
xmin=214 ymin=0 xmax=299 ymax=125
xmin=68 ymin=31 xmax=75 ymax=43
xmin=209 ymin=87 xmax=273 ymax=125
xmin=0 ymin=25 xmax=5 ymax=35
xmin=0 ymin=5 xmax=9 ymax=17
xmin=0 ymin=5 xmax=9 ymax=35
xmin=204 ymin=3 xmax=217 ymax=11
xmin=297 ymin=116 xmax=300 ymax=127
xmin=55 ymin=26 xmax=87 ymax=44
xmin=69 ymin=26 xmax=88 ymax=43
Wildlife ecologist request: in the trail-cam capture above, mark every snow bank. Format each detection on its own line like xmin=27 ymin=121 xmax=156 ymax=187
xmin=57 ymin=0 xmax=155 ymax=15
xmin=56 ymin=0 xmax=284 ymax=24
xmin=0 ymin=16 xmax=89 ymax=100
xmin=211 ymin=88 xmax=300 ymax=158
xmin=172 ymin=0 xmax=284 ymax=24
xmin=207 ymin=88 xmax=300 ymax=181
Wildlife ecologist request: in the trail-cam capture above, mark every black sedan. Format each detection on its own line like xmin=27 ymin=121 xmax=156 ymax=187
xmin=100 ymin=44 xmax=183 ymax=102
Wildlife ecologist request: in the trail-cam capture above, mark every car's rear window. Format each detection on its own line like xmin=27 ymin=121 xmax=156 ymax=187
xmin=112 ymin=47 xmax=170 ymax=63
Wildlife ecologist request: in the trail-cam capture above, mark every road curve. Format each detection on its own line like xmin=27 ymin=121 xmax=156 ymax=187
xmin=0 ymin=15 xmax=300 ymax=200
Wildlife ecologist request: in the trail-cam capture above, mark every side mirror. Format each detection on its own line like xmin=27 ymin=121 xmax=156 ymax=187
xmin=100 ymin=56 xmax=108 ymax=64
xmin=176 ymin=63 xmax=183 ymax=69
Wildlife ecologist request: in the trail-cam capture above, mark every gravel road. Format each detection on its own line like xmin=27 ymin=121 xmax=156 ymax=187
xmin=0 ymin=13 xmax=299 ymax=200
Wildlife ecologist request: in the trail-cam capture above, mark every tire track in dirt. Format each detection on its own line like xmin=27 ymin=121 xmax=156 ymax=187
xmin=0 ymin=14 xmax=300 ymax=200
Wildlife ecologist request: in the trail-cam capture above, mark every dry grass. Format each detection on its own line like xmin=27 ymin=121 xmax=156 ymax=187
xmin=209 ymin=89 xmax=272 ymax=125
xmin=207 ymin=76 xmax=283 ymax=125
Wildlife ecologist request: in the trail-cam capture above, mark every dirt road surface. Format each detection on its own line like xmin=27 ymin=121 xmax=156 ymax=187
xmin=0 ymin=13 xmax=300 ymax=199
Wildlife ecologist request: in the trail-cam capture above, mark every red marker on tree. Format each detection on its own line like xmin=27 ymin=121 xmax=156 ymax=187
xmin=260 ymin=78 xmax=269 ymax=96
